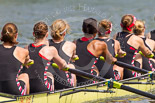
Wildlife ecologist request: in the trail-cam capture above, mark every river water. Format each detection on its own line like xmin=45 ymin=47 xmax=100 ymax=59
xmin=0 ymin=0 xmax=154 ymax=102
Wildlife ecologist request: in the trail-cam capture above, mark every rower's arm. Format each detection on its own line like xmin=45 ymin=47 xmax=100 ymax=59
xmin=114 ymin=40 xmax=126 ymax=58
xmin=113 ymin=33 xmax=117 ymax=40
xmin=102 ymin=42 xmax=117 ymax=64
xmin=138 ymin=38 xmax=153 ymax=57
xmin=145 ymin=32 xmax=151 ymax=39
xmin=52 ymin=47 xmax=67 ymax=70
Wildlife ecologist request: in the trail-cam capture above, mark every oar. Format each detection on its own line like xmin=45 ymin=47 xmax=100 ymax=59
xmin=22 ymin=60 xmax=34 ymax=66
xmin=51 ymin=63 xmax=155 ymax=99
xmin=99 ymin=56 xmax=149 ymax=74
xmin=52 ymin=63 xmax=105 ymax=81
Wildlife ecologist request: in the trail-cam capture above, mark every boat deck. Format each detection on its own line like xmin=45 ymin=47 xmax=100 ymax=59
xmin=0 ymin=75 xmax=154 ymax=103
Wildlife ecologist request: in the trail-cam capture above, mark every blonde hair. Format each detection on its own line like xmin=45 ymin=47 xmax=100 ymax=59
xmin=98 ymin=19 xmax=111 ymax=36
xmin=134 ymin=20 xmax=145 ymax=35
xmin=50 ymin=19 xmax=70 ymax=40
xmin=1 ymin=23 xmax=18 ymax=44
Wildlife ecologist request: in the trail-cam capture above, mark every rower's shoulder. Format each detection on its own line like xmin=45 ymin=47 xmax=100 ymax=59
xmin=113 ymin=33 xmax=118 ymax=39
xmin=16 ymin=46 xmax=29 ymax=54
xmin=131 ymin=35 xmax=143 ymax=41
xmin=92 ymin=40 xmax=107 ymax=48
xmin=43 ymin=45 xmax=57 ymax=52
xmin=146 ymin=38 xmax=154 ymax=43
xmin=65 ymin=41 xmax=76 ymax=48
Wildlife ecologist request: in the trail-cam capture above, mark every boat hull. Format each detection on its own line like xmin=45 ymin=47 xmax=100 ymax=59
xmin=0 ymin=76 xmax=155 ymax=103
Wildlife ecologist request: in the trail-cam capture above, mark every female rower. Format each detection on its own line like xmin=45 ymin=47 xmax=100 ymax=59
xmin=146 ymin=30 xmax=155 ymax=41
xmin=95 ymin=19 xmax=126 ymax=80
xmin=48 ymin=19 xmax=76 ymax=90
xmin=113 ymin=14 xmax=153 ymax=79
xmin=26 ymin=22 xmax=67 ymax=93
xmin=0 ymin=23 xmax=30 ymax=95
xmin=74 ymin=18 xmax=116 ymax=85
xmin=134 ymin=20 xmax=155 ymax=71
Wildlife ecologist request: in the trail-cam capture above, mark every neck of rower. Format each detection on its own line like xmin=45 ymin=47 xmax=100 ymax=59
xmin=99 ymin=34 xmax=110 ymax=39
xmin=123 ymin=29 xmax=133 ymax=34
xmin=137 ymin=32 xmax=145 ymax=38
xmin=52 ymin=38 xmax=64 ymax=43
xmin=3 ymin=42 xmax=15 ymax=48
xmin=84 ymin=34 xmax=95 ymax=39
xmin=34 ymin=37 xmax=48 ymax=46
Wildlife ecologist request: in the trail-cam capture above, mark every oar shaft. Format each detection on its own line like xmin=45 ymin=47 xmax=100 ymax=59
xmin=67 ymin=68 xmax=106 ymax=81
xmin=114 ymin=61 xmax=148 ymax=74
xmin=121 ymin=85 xmax=155 ymax=99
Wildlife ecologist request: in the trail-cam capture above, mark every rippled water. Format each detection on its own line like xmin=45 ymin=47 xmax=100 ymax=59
xmin=0 ymin=0 xmax=155 ymax=102
xmin=0 ymin=0 xmax=155 ymax=47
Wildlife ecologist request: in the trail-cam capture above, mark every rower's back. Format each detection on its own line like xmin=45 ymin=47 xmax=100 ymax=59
xmin=0 ymin=23 xmax=29 ymax=95
xmin=95 ymin=19 xmax=115 ymax=79
xmin=74 ymin=18 xmax=99 ymax=85
xmin=114 ymin=14 xmax=153 ymax=79
xmin=49 ymin=19 xmax=76 ymax=89
xmin=134 ymin=20 xmax=155 ymax=71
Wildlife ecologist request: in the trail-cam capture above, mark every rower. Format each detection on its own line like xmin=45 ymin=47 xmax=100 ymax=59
xmin=0 ymin=23 xmax=30 ymax=95
xmin=146 ymin=30 xmax=155 ymax=41
xmin=25 ymin=22 xmax=67 ymax=93
xmin=134 ymin=20 xmax=155 ymax=71
xmin=95 ymin=19 xmax=126 ymax=80
xmin=49 ymin=19 xmax=76 ymax=90
xmin=113 ymin=14 xmax=153 ymax=79
xmin=74 ymin=18 xmax=116 ymax=85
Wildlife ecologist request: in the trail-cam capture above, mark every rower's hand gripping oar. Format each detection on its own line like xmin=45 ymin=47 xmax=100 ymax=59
xmin=100 ymin=56 xmax=155 ymax=80
xmin=139 ymin=51 xmax=155 ymax=59
xmin=22 ymin=60 xmax=34 ymax=66
xmin=51 ymin=63 xmax=155 ymax=99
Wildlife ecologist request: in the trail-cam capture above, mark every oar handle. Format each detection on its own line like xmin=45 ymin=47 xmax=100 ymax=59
xmin=68 ymin=68 xmax=106 ymax=81
xmin=121 ymin=85 xmax=155 ymax=99
xmin=139 ymin=51 xmax=155 ymax=59
xmin=51 ymin=63 xmax=106 ymax=81
xmin=114 ymin=61 xmax=148 ymax=74
xmin=22 ymin=61 xmax=34 ymax=66
xmin=99 ymin=56 xmax=149 ymax=74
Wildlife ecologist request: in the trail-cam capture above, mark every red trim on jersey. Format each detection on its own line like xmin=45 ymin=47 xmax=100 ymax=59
xmin=39 ymin=53 xmax=49 ymax=61
xmin=32 ymin=44 xmax=44 ymax=47
xmin=81 ymin=37 xmax=93 ymax=41
xmin=87 ymin=49 xmax=95 ymax=56
xmin=129 ymin=46 xmax=136 ymax=50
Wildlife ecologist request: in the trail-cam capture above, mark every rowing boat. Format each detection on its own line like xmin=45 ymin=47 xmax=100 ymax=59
xmin=0 ymin=73 xmax=154 ymax=103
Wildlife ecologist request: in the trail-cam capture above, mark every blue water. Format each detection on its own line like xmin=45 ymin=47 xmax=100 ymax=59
xmin=0 ymin=0 xmax=155 ymax=102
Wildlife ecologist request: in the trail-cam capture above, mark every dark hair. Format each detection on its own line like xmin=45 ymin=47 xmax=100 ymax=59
xmin=1 ymin=23 xmax=18 ymax=44
xmin=82 ymin=18 xmax=98 ymax=35
xmin=33 ymin=22 xmax=48 ymax=39
xmin=121 ymin=14 xmax=134 ymax=31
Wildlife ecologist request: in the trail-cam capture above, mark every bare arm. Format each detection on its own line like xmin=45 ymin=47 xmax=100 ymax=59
xmin=145 ymin=32 xmax=151 ymax=39
xmin=102 ymin=43 xmax=117 ymax=64
xmin=114 ymin=40 xmax=126 ymax=58
xmin=138 ymin=38 xmax=153 ymax=57
xmin=113 ymin=33 xmax=117 ymax=40
xmin=52 ymin=47 xmax=67 ymax=70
